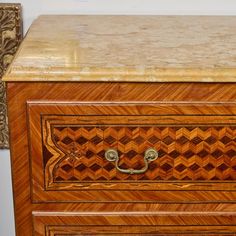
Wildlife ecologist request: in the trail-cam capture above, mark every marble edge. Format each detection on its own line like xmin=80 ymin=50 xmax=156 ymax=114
xmin=3 ymin=74 xmax=236 ymax=83
xmin=3 ymin=67 xmax=236 ymax=82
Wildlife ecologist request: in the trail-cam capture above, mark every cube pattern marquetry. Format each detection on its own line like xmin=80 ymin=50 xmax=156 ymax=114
xmin=43 ymin=125 xmax=236 ymax=182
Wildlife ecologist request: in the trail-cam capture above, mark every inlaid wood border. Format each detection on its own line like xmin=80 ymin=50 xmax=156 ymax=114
xmin=0 ymin=3 xmax=22 ymax=148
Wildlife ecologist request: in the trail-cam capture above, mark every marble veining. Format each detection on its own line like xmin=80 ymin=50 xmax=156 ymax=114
xmin=3 ymin=15 xmax=236 ymax=82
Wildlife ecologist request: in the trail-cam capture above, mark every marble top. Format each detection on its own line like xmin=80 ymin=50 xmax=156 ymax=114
xmin=3 ymin=15 xmax=236 ymax=82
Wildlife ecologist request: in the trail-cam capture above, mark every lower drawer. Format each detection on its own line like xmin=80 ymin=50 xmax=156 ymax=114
xmin=33 ymin=211 xmax=236 ymax=235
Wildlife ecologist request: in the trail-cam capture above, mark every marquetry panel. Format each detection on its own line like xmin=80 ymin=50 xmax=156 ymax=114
xmin=46 ymin=125 xmax=236 ymax=183
xmin=0 ymin=3 xmax=22 ymax=148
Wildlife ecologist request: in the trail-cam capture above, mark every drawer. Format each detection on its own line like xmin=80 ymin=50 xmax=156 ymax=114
xmin=33 ymin=211 xmax=236 ymax=236
xmin=27 ymin=102 xmax=236 ymax=202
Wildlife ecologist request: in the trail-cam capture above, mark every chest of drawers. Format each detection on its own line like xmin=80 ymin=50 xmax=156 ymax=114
xmin=3 ymin=15 xmax=236 ymax=235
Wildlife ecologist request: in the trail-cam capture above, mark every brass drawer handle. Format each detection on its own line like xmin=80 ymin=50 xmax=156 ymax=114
xmin=105 ymin=148 xmax=158 ymax=174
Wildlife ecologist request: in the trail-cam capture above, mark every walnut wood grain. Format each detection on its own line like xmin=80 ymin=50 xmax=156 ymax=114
xmin=6 ymin=82 xmax=236 ymax=235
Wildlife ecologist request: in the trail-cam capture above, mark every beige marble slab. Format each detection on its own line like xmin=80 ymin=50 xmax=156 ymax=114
xmin=3 ymin=15 xmax=236 ymax=82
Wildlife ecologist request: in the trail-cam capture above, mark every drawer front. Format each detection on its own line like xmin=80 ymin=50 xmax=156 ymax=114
xmin=28 ymin=102 xmax=236 ymax=202
xmin=33 ymin=212 xmax=236 ymax=236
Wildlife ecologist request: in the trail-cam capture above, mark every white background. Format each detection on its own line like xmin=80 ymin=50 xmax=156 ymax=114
xmin=1 ymin=0 xmax=236 ymax=235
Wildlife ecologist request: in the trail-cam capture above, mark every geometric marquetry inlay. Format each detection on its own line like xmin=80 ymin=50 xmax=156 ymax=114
xmin=43 ymin=125 xmax=236 ymax=183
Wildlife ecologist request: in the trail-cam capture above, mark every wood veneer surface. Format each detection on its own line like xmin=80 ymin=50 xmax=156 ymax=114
xmin=6 ymin=82 xmax=236 ymax=235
